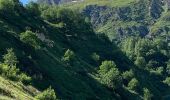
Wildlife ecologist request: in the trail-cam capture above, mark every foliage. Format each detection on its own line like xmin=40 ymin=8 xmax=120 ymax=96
xmin=0 ymin=49 xmax=31 ymax=83
xmin=1 ymin=0 xmax=170 ymax=99
xmin=128 ymin=78 xmax=139 ymax=91
xmin=150 ymin=67 xmax=164 ymax=76
xmin=20 ymin=30 xmax=41 ymax=49
xmin=35 ymin=87 xmax=57 ymax=100
xmin=98 ymin=61 xmax=122 ymax=89
xmin=3 ymin=48 xmax=17 ymax=67
xmin=163 ymin=77 xmax=170 ymax=86
xmin=122 ymin=70 xmax=134 ymax=82
xmin=62 ymin=49 xmax=76 ymax=65
xmin=0 ymin=0 xmax=15 ymax=13
xmin=135 ymin=56 xmax=146 ymax=68
xmin=143 ymin=88 xmax=152 ymax=100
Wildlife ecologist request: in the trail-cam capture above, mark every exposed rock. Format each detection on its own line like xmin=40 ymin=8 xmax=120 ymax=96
xmin=37 ymin=0 xmax=83 ymax=4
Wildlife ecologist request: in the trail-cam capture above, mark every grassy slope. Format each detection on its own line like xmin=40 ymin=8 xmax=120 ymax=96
xmin=0 ymin=76 xmax=36 ymax=100
xmin=61 ymin=0 xmax=138 ymax=10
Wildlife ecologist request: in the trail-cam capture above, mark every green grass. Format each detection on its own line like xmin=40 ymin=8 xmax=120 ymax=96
xmin=0 ymin=76 xmax=36 ymax=100
xmin=61 ymin=0 xmax=139 ymax=10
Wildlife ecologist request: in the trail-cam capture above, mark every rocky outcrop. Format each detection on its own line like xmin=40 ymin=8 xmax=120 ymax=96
xmin=82 ymin=5 xmax=114 ymax=28
xmin=37 ymin=0 xmax=60 ymax=4
xmin=37 ymin=0 xmax=83 ymax=4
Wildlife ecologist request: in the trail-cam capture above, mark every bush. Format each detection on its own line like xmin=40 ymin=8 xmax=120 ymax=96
xmin=19 ymin=73 xmax=31 ymax=84
xmin=150 ymin=67 xmax=164 ymax=76
xmin=143 ymin=88 xmax=152 ymax=100
xmin=0 ymin=49 xmax=31 ymax=82
xmin=135 ymin=56 xmax=146 ymax=68
xmin=122 ymin=70 xmax=134 ymax=81
xmin=35 ymin=87 xmax=57 ymax=100
xmin=163 ymin=77 xmax=170 ymax=86
xmin=98 ymin=61 xmax=122 ymax=89
xmin=98 ymin=61 xmax=117 ymax=75
xmin=62 ymin=49 xmax=76 ymax=65
xmin=20 ymin=30 xmax=41 ymax=49
xmin=128 ymin=78 xmax=139 ymax=91
xmin=3 ymin=48 xmax=17 ymax=66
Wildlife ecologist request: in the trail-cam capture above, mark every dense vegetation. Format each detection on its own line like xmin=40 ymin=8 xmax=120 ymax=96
xmin=1 ymin=0 xmax=170 ymax=99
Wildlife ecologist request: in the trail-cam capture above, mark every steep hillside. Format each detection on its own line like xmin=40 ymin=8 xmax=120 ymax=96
xmin=1 ymin=0 xmax=170 ymax=100
xmin=0 ymin=0 xmax=130 ymax=99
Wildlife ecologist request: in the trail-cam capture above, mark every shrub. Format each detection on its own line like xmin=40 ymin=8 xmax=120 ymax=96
xmin=143 ymin=88 xmax=152 ymax=100
xmin=0 ymin=49 xmax=31 ymax=82
xmin=20 ymin=30 xmax=41 ymax=49
xmin=128 ymin=78 xmax=139 ymax=91
xmin=150 ymin=67 xmax=164 ymax=76
xmin=122 ymin=70 xmax=134 ymax=81
xmin=19 ymin=73 xmax=31 ymax=84
xmin=62 ymin=49 xmax=76 ymax=65
xmin=98 ymin=61 xmax=116 ymax=75
xmin=3 ymin=48 xmax=17 ymax=66
xmin=35 ymin=87 xmax=57 ymax=100
xmin=135 ymin=56 xmax=146 ymax=68
xmin=98 ymin=61 xmax=122 ymax=89
xmin=163 ymin=77 xmax=170 ymax=86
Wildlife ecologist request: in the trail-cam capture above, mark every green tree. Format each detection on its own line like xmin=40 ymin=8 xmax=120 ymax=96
xmin=35 ymin=87 xmax=57 ymax=100
xmin=20 ymin=30 xmax=41 ymax=49
xmin=98 ymin=61 xmax=122 ymax=89
xmin=143 ymin=88 xmax=152 ymax=100
xmin=0 ymin=0 xmax=15 ymax=13
xmin=3 ymin=48 xmax=17 ymax=67
xmin=0 ymin=49 xmax=31 ymax=82
xmin=122 ymin=70 xmax=134 ymax=82
xmin=62 ymin=49 xmax=76 ymax=64
xmin=128 ymin=78 xmax=139 ymax=91
xmin=135 ymin=56 xmax=146 ymax=68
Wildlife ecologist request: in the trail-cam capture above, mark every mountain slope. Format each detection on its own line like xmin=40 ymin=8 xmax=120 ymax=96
xmin=0 ymin=1 xmax=130 ymax=99
xmin=1 ymin=0 xmax=170 ymax=99
xmin=62 ymin=0 xmax=170 ymax=40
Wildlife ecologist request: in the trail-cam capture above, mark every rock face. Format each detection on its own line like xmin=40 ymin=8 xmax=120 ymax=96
xmin=37 ymin=0 xmax=59 ymax=4
xmin=37 ymin=0 xmax=83 ymax=4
